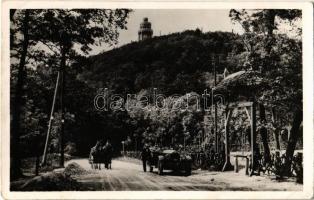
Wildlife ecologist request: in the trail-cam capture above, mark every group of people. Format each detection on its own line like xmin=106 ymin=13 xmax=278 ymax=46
xmin=89 ymin=140 xmax=113 ymax=170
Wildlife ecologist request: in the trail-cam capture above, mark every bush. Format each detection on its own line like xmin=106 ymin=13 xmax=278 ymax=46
xmin=64 ymin=162 xmax=88 ymax=176
xmin=260 ymin=152 xmax=303 ymax=183
xmin=18 ymin=171 xmax=80 ymax=191
xmin=292 ymin=153 xmax=303 ymax=184
xmin=65 ymin=142 xmax=77 ymax=156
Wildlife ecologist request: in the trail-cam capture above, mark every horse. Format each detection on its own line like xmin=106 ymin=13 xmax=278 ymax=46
xmin=102 ymin=143 xmax=113 ymax=169
xmin=89 ymin=145 xmax=103 ymax=170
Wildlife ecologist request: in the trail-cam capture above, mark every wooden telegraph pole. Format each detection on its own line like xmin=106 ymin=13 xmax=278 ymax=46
xmin=122 ymin=141 xmax=125 ymax=156
xmin=250 ymin=101 xmax=257 ymax=176
xmin=42 ymin=71 xmax=60 ymax=166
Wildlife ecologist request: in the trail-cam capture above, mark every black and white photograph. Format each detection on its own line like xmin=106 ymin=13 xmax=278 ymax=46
xmin=2 ymin=1 xmax=314 ymax=199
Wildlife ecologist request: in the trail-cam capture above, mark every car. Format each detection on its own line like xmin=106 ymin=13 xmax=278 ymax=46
xmin=148 ymin=148 xmax=192 ymax=176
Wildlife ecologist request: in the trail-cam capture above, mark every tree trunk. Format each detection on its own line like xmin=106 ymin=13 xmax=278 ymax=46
xmin=284 ymin=109 xmax=302 ymax=175
xmin=11 ymin=10 xmax=30 ymax=179
xmin=271 ymin=108 xmax=281 ymax=150
xmin=273 ymin=129 xmax=281 ymax=150
xmin=10 ymin=9 xmax=17 ymax=49
xmin=35 ymin=153 xmax=39 ymax=176
xmin=263 ymin=10 xmax=276 ymax=72
xmin=265 ymin=10 xmax=276 ymax=36
xmin=10 ymin=9 xmax=16 ymax=20
xmin=59 ymin=47 xmax=66 ymax=167
xmin=259 ymin=104 xmax=271 ymax=164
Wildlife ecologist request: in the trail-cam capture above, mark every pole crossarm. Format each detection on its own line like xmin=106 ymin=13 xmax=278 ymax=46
xmin=226 ymin=102 xmax=253 ymax=109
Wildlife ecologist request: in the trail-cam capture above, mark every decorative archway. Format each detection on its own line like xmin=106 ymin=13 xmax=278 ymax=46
xmin=222 ymin=101 xmax=258 ymax=176
xmin=211 ymin=70 xmax=266 ymax=176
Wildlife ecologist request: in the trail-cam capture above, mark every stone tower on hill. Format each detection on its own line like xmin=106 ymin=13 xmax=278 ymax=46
xmin=138 ymin=17 xmax=153 ymax=41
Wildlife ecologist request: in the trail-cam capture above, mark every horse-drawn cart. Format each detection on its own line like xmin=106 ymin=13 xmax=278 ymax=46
xmin=89 ymin=145 xmax=112 ymax=170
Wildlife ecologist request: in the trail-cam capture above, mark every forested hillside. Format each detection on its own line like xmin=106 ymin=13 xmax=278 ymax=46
xmin=76 ymin=30 xmax=247 ymax=153
xmin=78 ymin=28 xmax=302 ymax=156
xmin=15 ymin=30 xmax=248 ymax=158
xmin=15 ymin=28 xmax=302 ymax=159
xmin=81 ymin=30 xmax=244 ymax=95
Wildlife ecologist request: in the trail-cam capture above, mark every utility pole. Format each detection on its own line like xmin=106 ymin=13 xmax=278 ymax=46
xmin=121 ymin=141 xmax=125 ymax=156
xmin=42 ymin=71 xmax=60 ymax=166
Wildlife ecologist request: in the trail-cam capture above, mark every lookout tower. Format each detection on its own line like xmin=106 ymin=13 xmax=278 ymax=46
xmin=138 ymin=17 xmax=153 ymax=41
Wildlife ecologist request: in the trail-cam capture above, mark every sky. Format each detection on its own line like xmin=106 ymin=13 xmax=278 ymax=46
xmin=89 ymin=9 xmax=242 ymax=55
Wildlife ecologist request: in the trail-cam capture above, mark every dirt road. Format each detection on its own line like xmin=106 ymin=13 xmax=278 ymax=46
xmin=67 ymin=158 xmax=227 ymax=191
xmin=66 ymin=158 xmax=302 ymax=191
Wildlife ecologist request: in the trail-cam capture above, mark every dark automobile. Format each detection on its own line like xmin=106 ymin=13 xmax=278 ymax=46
xmin=148 ymin=148 xmax=192 ymax=176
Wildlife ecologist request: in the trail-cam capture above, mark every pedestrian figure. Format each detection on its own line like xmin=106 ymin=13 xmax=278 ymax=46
xmin=104 ymin=140 xmax=113 ymax=169
xmin=90 ymin=140 xmax=102 ymax=170
xmin=141 ymin=144 xmax=151 ymax=172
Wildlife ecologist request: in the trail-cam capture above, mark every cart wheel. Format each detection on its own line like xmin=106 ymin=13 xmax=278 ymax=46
xmin=150 ymin=165 xmax=153 ymax=172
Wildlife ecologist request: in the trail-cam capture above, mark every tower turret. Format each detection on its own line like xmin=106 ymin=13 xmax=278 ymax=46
xmin=138 ymin=17 xmax=153 ymax=41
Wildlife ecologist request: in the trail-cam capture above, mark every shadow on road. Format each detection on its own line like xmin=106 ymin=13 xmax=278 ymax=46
xmin=148 ymin=170 xmax=193 ymax=177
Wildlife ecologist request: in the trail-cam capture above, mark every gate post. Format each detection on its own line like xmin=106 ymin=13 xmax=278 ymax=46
xmin=250 ymin=101 xmax=258 ymax=176
xmin=222 ymin=108 xmax=233 ymax=171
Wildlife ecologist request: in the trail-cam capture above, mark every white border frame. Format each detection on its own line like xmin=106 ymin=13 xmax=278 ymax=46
xmin=1 ymin=1 xmax=313 ymax=199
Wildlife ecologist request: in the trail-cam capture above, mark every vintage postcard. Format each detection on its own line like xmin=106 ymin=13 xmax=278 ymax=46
xmin=1 ymin=1 xmax=313 ymax=199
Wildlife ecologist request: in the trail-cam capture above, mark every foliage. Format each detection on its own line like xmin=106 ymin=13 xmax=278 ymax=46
xmin=79 ymin=30 xmax=245 ymax=152
xmin=64 ymin=142 xmax=78 ymax=156
xmin=81 ymin=31 xmax=243 ymax=95
xmin=229 ymin=9 xmax=301 ymax=36
xmin=229 ymin=9 xmax=302 ymax=109
xmin=10 ymin=9 xmax=132 ymax=163
xmin=229 ymin=8 xmax=302 ymax=175
xmin=11 ymin=9 xmax=303 ymax=181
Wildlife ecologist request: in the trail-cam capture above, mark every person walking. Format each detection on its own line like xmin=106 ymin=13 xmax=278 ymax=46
xmin=141 ymin=144 xmax=151 ymax=172
xmin=104 ymin=140 xmax=113 ymax=169
xmin=90 ymin=140 xmax=102 ymax=170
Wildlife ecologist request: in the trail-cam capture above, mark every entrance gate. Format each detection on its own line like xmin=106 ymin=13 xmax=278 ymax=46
xmin=222 ymin=101 xmax=258 ymax=176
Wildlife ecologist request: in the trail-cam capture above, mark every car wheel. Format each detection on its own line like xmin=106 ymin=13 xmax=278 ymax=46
xmin=185 ymin=165 xmax=191 ymax=176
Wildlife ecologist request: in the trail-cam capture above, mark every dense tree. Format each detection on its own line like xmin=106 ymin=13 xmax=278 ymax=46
xmin=229 ymin=9 xmax=302 ymax=172
xmin=11 ymin=10 xmax=31 ymax=179
xmin=35 ymin=9 xmax=131 ymax=166
xmin=126 ymin=91 xmax=203 ymax=149
xmin=10 ymin=9 xmax=131 ymax=178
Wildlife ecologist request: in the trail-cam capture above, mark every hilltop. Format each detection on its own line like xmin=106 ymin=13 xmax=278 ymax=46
xmin=79 ymin=29 xmax=245 ymax=96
